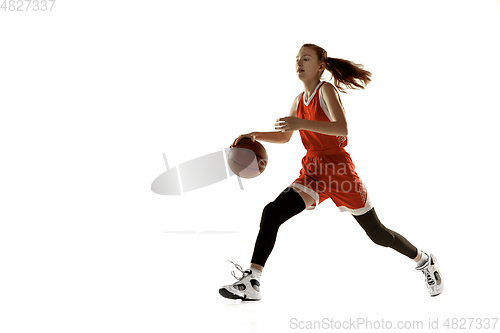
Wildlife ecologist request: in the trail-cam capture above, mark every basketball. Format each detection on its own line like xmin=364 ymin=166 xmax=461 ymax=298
xmin=227 ymin=138 xmax=268 ymax=179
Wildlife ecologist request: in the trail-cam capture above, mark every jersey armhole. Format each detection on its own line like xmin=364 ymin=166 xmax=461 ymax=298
xmin=318 ymin=87 xmax=334 ymax=122
xmin=296 ymin=93 xmax=302 ymax=111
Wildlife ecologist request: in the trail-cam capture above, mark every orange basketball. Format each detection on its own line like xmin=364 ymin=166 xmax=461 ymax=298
xmin=227 ymin=138 xmax=268 ymax=179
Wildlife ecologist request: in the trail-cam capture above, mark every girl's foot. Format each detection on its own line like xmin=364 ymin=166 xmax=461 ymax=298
xmin=219 ymin=261 xmax=261 ymax=301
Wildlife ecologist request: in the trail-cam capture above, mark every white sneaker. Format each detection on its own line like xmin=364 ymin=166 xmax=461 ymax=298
xmin=416 ymin=253 xmax=444 ymax=297
xmin=219 ymin=261 xmax=261 ymax=301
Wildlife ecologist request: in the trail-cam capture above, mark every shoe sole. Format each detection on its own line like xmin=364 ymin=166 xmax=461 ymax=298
xmin=218 ymin=288 xmax=260 ymax=301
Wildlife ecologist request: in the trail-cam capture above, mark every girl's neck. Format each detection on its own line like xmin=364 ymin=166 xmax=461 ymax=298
xmin=303 ymin=79 xmax=322 ymax=99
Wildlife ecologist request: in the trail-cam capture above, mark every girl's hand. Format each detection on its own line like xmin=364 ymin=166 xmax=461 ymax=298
xmin=275 ymin=116 xmax=302 ymax=132
xmin=230 ymin=132 xmax=258 ymax=148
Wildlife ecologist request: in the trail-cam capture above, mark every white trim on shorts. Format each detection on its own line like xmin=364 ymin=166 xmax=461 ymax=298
xmin=337 ymin=196 xmax=374 ymax=216
xmin=288 ymin=183 xmax=319 ymax=211
xmin=290 ymin=184 xmax=374 ymax=215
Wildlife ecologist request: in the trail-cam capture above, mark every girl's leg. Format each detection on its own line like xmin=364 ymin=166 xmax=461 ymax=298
xmin=413 ymin=250 xmax=423 ymax=262
xmin=352 ymin=208 xmax=444 ymax=297
xmin=250 ymin=187 xmax=313 ymax=269
xmin=352 ymin=207 xmax=418 ymax=259
xmin=219 ymin=187 xmax=312 ymax=301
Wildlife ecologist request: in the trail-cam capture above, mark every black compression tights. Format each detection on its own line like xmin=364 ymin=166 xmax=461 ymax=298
xmin=352 ymin=208 xmax=418 ymax=259
xmin=250 ymin=188 xmax=418 ymax=267
xmin=250 ymin=188 xmax=306 ymax=266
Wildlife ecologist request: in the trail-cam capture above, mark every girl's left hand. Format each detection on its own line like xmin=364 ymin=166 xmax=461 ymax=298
xmin=275 ymin=116 xmax=302 ymax=132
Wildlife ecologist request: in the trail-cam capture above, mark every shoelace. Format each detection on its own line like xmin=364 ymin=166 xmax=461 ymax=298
xmin=228 ymin=260 xmax=250 ymax=282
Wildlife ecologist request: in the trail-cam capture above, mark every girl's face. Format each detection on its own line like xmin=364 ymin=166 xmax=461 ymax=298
xmin=296 ymin=47 xmax=325 ymax=81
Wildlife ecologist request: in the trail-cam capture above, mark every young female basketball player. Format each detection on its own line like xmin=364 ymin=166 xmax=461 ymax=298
xmin=219 ymin=44 xmax=443 ymax=301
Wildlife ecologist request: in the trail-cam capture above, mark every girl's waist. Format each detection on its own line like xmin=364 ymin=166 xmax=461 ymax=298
xmin=305 ymin=147 xmax=346 ymax=157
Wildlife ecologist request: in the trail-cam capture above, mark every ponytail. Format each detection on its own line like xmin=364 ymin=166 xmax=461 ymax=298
xmin=324 ymin=57 xmax=372 ymax=93
xmin=301 ymin=43 xmax=372 ymax=93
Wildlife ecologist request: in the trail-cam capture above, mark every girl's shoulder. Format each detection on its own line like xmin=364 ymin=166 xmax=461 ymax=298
xmin=320 ymin=81 xmax=340 ymax=96
xmin=320 ymin=81 xmax=335 ymax=91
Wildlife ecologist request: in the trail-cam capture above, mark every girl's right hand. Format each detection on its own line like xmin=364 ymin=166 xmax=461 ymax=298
xmin=230 ymin=132 xmax=258 ymax=148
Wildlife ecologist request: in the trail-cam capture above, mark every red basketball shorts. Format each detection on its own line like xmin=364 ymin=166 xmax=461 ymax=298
xmin=289 ymin=147 xmax=373 ymax=216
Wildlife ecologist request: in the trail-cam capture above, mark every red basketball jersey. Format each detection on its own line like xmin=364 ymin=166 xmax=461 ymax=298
xmin=296 ymin=81 xmax=347 ymax=151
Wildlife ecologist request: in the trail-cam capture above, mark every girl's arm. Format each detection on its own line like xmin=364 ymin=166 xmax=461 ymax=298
xmin=251 ymin=131 xmax=289 ymax=144
xmin=276 ymin=83 xmax=348 ymax=136
xmin=300 ymin=83 xmax=348 ymax=136
xmin=298 ymin=118 xmax=347 ymax=136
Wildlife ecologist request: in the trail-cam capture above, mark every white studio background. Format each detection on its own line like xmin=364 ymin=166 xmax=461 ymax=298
xmin=1 ymin=1 xmax=499 ymax=332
